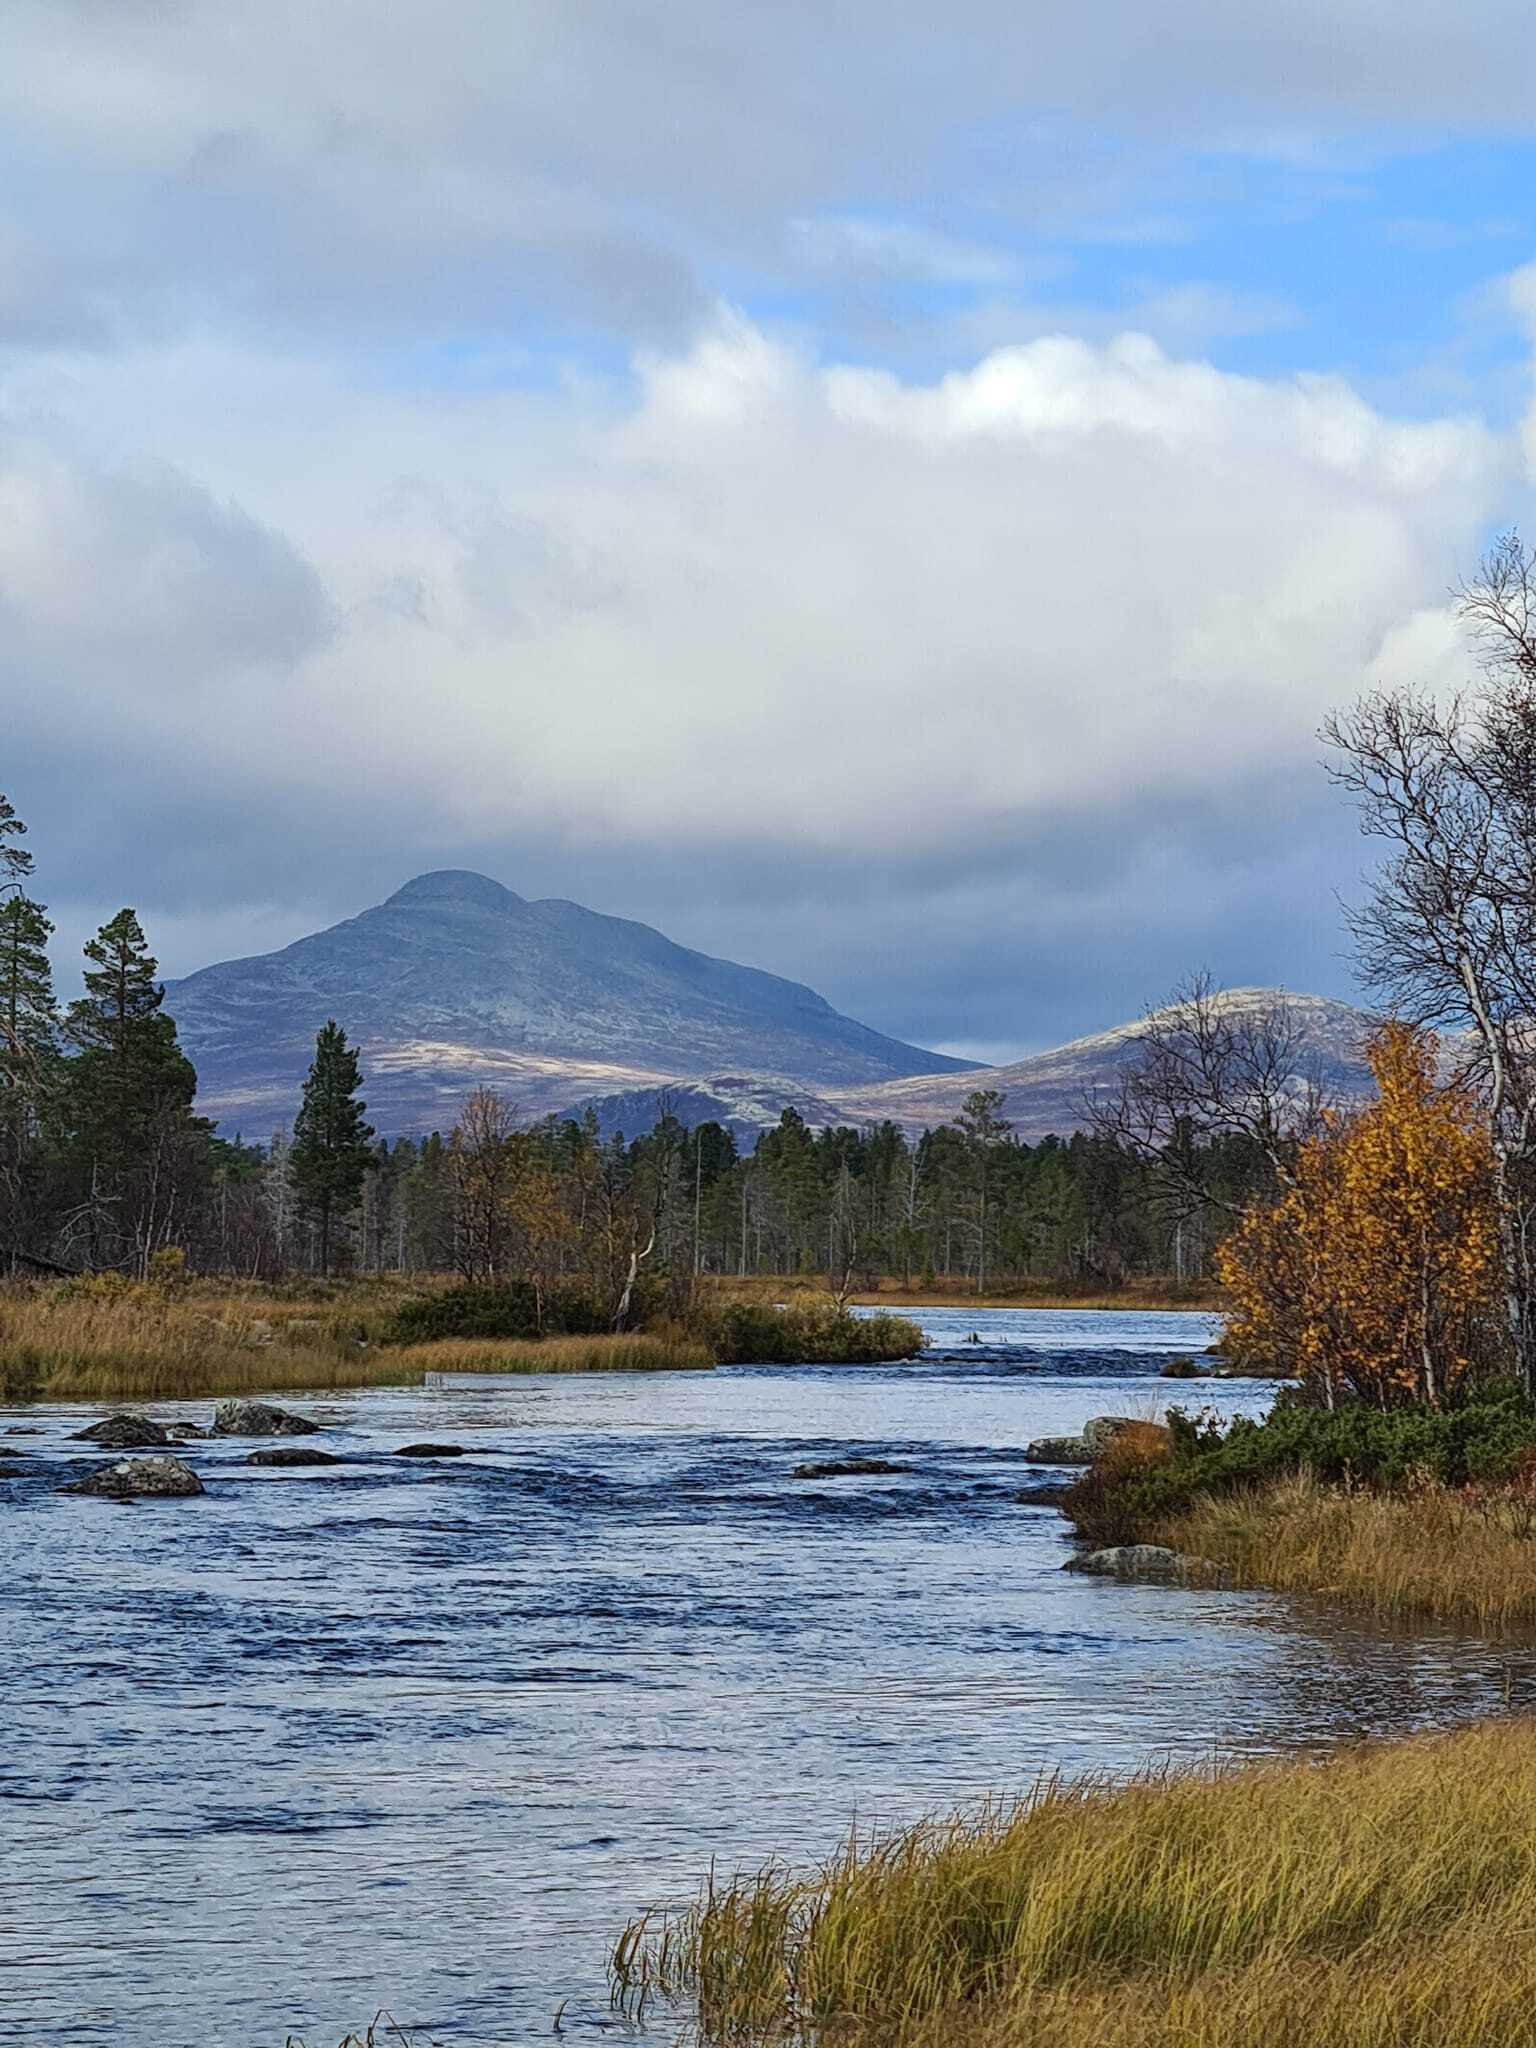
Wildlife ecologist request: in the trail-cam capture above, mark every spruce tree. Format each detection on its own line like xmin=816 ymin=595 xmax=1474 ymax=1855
xmin=63 ymin=909 xmax=200 ymax=1265
xmin=290 ymin=1020 xmax=375 ymax=1275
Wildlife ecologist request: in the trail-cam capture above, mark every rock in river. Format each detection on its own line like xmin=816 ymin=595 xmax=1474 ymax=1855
xmin=1081 ymin=1415 xmax=1139 ymax=1454
xmin=1025 ymin=1435 xmax=1091 ymax=1464
xmin=1063 ymin=1545 xmax=1226 ymax=1584
xmin=1013 ymin=1483 xmax=1071 ymax=1507
xmin=393 ymin=1442 xmax=467 ymax=1458
xmin=70 ymin=1413 xmax=173 ymax=1448
xmin=791 ymin=1457 xmax=910 ymax=1479
xmin=212 ymin=1399 xmax=320 ymax=1437
xmin=61 ymin=1456 xmax=205 ymax=1501
xmin=247 ymin=1445 xmax=342 ymax=1467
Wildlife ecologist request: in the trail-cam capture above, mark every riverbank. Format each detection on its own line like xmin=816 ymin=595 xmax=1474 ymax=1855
xmin=712 ymin=1274 xmax=1226 ymax=1313
xmin=0 ymin=1282 xmax=924 ymax=1400
xmin=612 ymin=1716 xmax=1536 ymax=2048
xmin=1062 ymin=1393 xmax=1536 ymax=1632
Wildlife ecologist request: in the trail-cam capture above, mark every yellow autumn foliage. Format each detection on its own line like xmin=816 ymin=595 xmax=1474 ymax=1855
xmin=1219 ymin=1022 xmax=1501 ymax=1406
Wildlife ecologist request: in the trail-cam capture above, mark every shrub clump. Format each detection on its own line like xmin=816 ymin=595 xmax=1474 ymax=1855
xmin=706 ymin=1299 xmax=925 ymax=1365
xmin=382 ymin=1281 xmax=608 ymax=1344
xmin=1066 ymin=1384 xmax=1536 ymax=1547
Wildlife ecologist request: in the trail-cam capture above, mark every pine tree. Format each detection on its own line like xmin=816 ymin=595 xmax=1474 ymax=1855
xmin=0 ymin=893 xmax=58 ymax=1259
xmin=62 ymin=909 xmax=201 ymax=1267
xmin=290 ymin=1020 xmax=375 ymax=1275
xmin=0 ymin=791 xmax=33 ymax=894
xmin=0 ymin=896 xmax=55 ymax=1082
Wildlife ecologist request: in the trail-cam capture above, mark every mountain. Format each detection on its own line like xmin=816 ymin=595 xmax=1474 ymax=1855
xmin=823 ymin=989 xmax=1380 ymax=1139
xmin=575 ymin=991 xmax=1381 ymax=1147
xmin=164 ymin=870 xmax=975 ymax=1135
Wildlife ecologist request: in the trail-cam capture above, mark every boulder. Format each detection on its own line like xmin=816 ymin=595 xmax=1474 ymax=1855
xmin=1063 ymin=1545 xmax=1227 ymax=1584
xmin=393 ymin=1442 xmax=467 ymax=1458
xmin=1025 ymin=1435 xmax=1091 ymax=1464
xmin=212 ymin=1399 xmax=320 ymax=1437
xmin=791 ymin=1457 xmax=910 ymax=1479
xmin=69 ymin=1413 xmax=172 ymax=1448
xmin=1160 ymin=1356 xmax=1205 ymax=1379
xmin=62 ymin=1456 xmax=205 ymax=1501
xmin=0 ymin=1446 xmax=27 ymax=1460
xmin=1013 ymin=1484 xmax=1071 ymax=1507
xmin=1081 ymin=1415 xmax=1139 ymax=1455
xmin=4 ymin=1426 xmax=42 ymax=1435
xmin=246 ymin=1445 xmax=342 ymax=1467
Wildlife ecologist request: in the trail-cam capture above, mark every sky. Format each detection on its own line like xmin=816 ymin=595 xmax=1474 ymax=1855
xmin=6 ymin=4 xmax=1536 ymax=1062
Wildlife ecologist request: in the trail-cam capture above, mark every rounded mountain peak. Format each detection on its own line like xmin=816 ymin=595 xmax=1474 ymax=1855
xmin=385 ymin=870 xmax=523 ymax=912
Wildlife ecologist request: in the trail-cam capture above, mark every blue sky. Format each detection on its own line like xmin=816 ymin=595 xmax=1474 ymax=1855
xmin=5 ymin=3 xmax=1536 ymax=1060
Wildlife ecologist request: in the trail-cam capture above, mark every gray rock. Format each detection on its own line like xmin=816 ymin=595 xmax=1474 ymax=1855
xmin=246 ymin=1445 xmax=342 ymax=1467
xmin=791 ymin=1457 xmax=910 ymax=1479
xmin=62 ymin=1456 xmax=205 ymax=1501
xmin=1025 ymin=1435 xmax=1092 ymax=1464
xmin=393 ymin=1442 xmax=467 ymax=1458
xmin=212 ymin=1399 xmax=320 ymax=1437
xmin=70 ymin=1413 xmax=172 ymax=1448
xmin=1013 ymin=1484 xmax=1071 ymax=1507
xmin=1081 ymin=1415 xmax=1139 ymax=1455
xmin=4 ymin=1426 xmax=42 ymax=1435
xmin=0 ymin=1445 xmax=27 ymax=1459
xmin=1063 ymin=1545 xmax=1227 ymax=1584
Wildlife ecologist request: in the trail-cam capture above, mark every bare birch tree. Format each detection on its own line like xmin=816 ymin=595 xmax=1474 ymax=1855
xmin=1324 ymin=533 xmax=1536 ymax=1394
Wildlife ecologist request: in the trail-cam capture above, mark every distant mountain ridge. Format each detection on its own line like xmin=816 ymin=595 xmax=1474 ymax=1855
xmin=822 ymin=988 xmax=1381 ymax=1138
xmin=164 ymin=870 xmax=974 ymax=1135
xmin=582 ymin=989 xmax=1383 ymax=1144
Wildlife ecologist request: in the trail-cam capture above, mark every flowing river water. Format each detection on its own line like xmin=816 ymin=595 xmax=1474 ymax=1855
xmin=7 ymin=1306 xmax=1536 ymax=2046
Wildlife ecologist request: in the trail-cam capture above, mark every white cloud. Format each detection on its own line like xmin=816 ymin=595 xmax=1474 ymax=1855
xmin=5 ymin=317 xmax=1509 ymax=861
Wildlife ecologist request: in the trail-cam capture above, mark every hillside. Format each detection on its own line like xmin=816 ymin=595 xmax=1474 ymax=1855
xmin=164 ymin=870 xmax=972 ymax=1135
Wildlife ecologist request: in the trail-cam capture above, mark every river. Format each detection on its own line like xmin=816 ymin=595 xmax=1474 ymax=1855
xmin=5 ymin=1306 xmax=1536 ymax=2045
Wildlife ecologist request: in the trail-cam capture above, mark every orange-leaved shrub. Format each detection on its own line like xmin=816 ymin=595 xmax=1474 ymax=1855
xmin=1218 ymin=1023 xmax=1501 ymax=1408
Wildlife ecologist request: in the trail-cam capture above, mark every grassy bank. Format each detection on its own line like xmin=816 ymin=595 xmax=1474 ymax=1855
xmin=1063 ymin=1392 xmax=1536 ymax=1631
xmin=1155 ymin=1474 xmax=1536 ymax=1633
xmin=0 ymin=1280 xmax=919 ymax=1400
xmin=709 ymin=1273 xmax=1225 ymax=1313
xmin=0 ymin=1290 xmax=430 ymax=1402
xmin=611 ymin=1717 xmax=1536 ymax=2048
xmin=391 ymin=1330 xmax=714 ymax=1375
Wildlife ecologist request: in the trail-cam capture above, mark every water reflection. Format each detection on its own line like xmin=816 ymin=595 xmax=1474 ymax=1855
xmin=2 ymin=1309 xmax=1530 ymax=2044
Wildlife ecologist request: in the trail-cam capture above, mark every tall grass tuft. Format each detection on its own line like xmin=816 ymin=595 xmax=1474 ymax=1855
xmin=390 ymin=1329 xmax=714 ymax=1375
xmin=1155 ymin=1471 xmax=1536 ymax=1633
xmin=611 ymin=1717 xmax=1536 ymax=2047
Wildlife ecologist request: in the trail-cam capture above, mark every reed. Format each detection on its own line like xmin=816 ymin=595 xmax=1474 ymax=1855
xmin=390 ymin=1330 xmax=715 ymax=1375
xmin=1155 ymin=1472 xmax=1536 ymax=1633
xmin=611 ymin=1717 xmax=1536 ymax=2047
xmin=0 ymin=1289 xmax=426 ymax=1401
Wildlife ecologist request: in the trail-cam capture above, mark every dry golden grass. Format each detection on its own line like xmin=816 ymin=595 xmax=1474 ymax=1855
xmin=1154 ymin=1472 xmax=1536 ymax=1634
xmin=0 ymin=1288 xmax=427 ymax=1401
xmin=391 ymin=1330 xmax=714 ymax=1375
xmin=612 ymin=1717 xmax=1536 ymax=2048
xmin=0 ymin=1288 xmax=711 ymax=1399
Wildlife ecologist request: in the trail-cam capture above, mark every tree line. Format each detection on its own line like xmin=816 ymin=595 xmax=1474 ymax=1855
xmin=0 ymin=791 xmax=1265 ymax=1292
